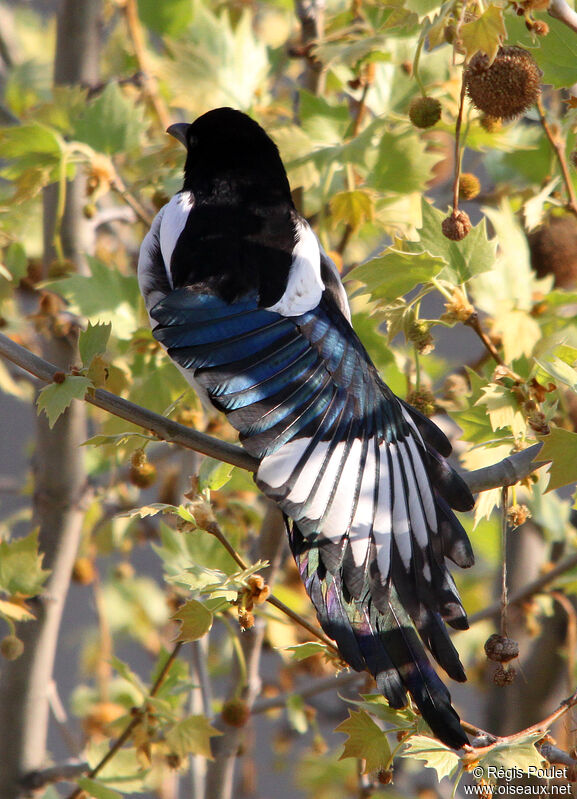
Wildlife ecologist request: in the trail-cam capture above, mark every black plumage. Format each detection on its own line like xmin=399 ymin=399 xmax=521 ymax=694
xmin=138 ymin=107 xmax=476 ymax=750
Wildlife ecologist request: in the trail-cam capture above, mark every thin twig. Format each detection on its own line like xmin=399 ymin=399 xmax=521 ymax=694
xmin=464 ymin=312 xmax=505 ymax=366
xmin=204 ymin=520 xmax=338 ymax=652
xmin=500 ymin=487 xmax=509 ymax=638
xmin=64 ymin=642 xmax=183 ymax=799
xmin=122 ymin=0 xmax=171 ymax=131
xmin=109 ymin=167 xmax=154 ymax=227
xmin=452 ymin=73 xmax=469 ymax=212
xmin=466 ymin=551 xmax=577 ymax=627
xmin=0 ymin=333 xmax=546 ymax=495
xmin=252 ymin=670 xmax=364 ymax=714
xmin=536 ymin=96 xmax=577 ymax=218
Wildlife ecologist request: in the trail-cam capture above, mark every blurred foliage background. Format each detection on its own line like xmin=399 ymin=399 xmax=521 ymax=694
xmin=1 ymin=0 xmax=577 ymax=797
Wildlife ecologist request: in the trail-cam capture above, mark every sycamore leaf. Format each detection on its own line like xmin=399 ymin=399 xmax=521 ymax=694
xmin=460 ymin=5 xmax=506 ymax=63
xmin=535 ymin=357 xmax=577 ymax=391
xmin=172 ymin=599 xmax=213 ymax=642
xmin=0 ymin=531 xmax=50 ymax=597
xmin=400 ymin=735 xmax=460 ymax=781
xmin=286 ymin=642 xmax=334 ymax=661
xmin=491 ymin=310 xmax=541 ymax=364
xmin=1 ymin=242 xmax=28 ymax=282
xmin=335 ymin=709 xmax=391 ymax=774
xmin=77 ymin=777 xmax=122 ymax=799
xmin=287 ymin=694 xmax=309 ymax=734
xmin=475 ymin=383 xmax=526 ymax=438
xmin=198 ymin=457 xmax=234 ymax=491
xmin=330 ymin=190 xmax=375 ymax=231
xmin=165 ymin=715 xmax=222 ymax=759
xmin=349 ymin=250 xmax=446 ymax=303
xmin=477 ymin=732 xmax=545 ymax=779
xmin=0 ymin=598 xmax=36 ymax=622
xmin=79 ymin=321 xmax=112 ymax=368
xmin=37 ymin=375 xmax=92 ymax=428
xmin=117 ymin=503 xmax=179 ymax=519
xmin=372 ymin=130 xmax=442 ymax=195
xmin=539 ymin=427 xmax=577 ymax=492
xmin=346 ymin=694 xmax=418 ymax=728
xmin=72 ymin=83 xmax=144 ymax=155
xmin=137 ymin=0 xmax=193 ymax=36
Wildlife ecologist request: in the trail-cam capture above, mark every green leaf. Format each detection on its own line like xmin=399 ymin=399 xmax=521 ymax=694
xmin=79 ymin=321 xmax=112 ymax=368
xmin=477 ymin=732 xmax=545 ymax=779
xmin=346 ymin=693 xmax=418 ymax=728
xmin=137 ymin=0 xmax=193 ymax=36
xmin=0 ymin=531 xmax=50 ymax=597
xmin=287 ymin=694 xmax=309 ymax=734
xmin=418 ymin=200 xmax=496 ymax=284
xmin=535 ymin=357 xmax=577 ymax=391
xmin=37 ymin=375 xmax=92 ymax=428
xmin=400 ymin=735 xmax=460 ymax=781
xmin=72 ymin=83 xmax=144 ymax=155
xmin=539 ymin=427 xmax=577 ymax=492
xmin=165 ymin=715 xmax=223 ymax=759
xmin=335 ymin=709 xmax=391 ymax=774
xmin=198 ymin=457 xmax=235 ymax=491
xmin=172 ymin=598 xmax=213 ymax=642
xmin=45 ymin=256 xmax=140 ymax=338
xmin=371 ymin=130 xmax=442 ymax=194
xmin=77 ymin=777 xmax=122 ymax=799
xmin=507 ymin=15 xmax=577 ymax=89
xmin=460 ymin=5 xmax=506 ymax=62
xmin=348 ymin=249 xmax=446 ymax=302
xmin=286 ymin=641 xmax=334 ymax=661
xmin=2 ymin=242 xmax=28 ymax=283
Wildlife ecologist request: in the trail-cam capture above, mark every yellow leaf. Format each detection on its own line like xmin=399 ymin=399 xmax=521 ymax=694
xmin=475 ymin=384 xmax=526 ymax=438
xmin=0 ymin=598 xmax=36 ymax=622
xmin=165 ymin=715 xmax=222 ymax=760
xmin=335 ymin=710 xmax=391 ymax=774
xmin=330 ymin=190 xmax=375 ymax=231
xmin=491 ymin=310 xmax=542 ymax=364
xmin=461 ymin=5 xmax=506 ymax=63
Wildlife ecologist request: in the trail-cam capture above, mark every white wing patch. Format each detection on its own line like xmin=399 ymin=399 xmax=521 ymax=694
xmin=266 ymin=219 xmax=324 ymax=317
xmin=159 ymin=190 xmax=194 ymax=287
xmin=259 ymin=423 xmax=441 ymax=585
xmin=138 ymin=207 xmax=167 ymax=315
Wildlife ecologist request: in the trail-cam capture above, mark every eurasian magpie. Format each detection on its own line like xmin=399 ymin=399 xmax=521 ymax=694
xmin=138 ymin=107 xmax=475 ymax=750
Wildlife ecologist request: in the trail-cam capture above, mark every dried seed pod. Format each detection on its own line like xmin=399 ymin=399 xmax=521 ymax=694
xmin=442 ymin=209 xmax=472 ymax=241
xmin=408 ymin=96 xmax=442 ymax=129
xmin=493 ymin=664 xmax=516 ymax=686
xmin=484 ymin=633 xmax=519 ymax=663
xmin=465 ymin=46 xmax=541 ymax=119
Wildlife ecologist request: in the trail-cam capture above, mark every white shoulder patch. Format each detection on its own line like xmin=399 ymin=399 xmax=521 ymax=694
xmin=159 ymin=190 xmax=194 ymax=287
xmin=138 ymin=206 xmax=166 ymax=312
xmin=266 ymin=219 xmax=324 ymax=317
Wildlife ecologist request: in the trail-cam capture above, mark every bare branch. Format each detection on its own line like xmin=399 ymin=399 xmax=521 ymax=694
xmin=21 ymin=761 xmax=89 ymax=792
xmin=548 ymin=0 xmax=577 ymax=34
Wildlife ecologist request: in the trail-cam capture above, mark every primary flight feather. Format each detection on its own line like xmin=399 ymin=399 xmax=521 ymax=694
xmin=138 ymin=107 xmax=475 ymax=750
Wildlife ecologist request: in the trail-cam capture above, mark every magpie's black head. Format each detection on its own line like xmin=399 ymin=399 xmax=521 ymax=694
xmin=168 ymin=107 xmax=292 ymax=205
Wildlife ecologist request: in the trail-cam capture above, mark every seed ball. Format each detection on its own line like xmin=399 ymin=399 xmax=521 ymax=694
xmin=484 ymin=633 xmax=519 ymax=663
xmin=408 ymin=96 xmax=442 ymax=129
xmin=465 ymin=46 xmax=542 ymax=120
xmin=221 ymin=698 xmax=250 ymax=728
xmin=442 ymin=209 xmax=472 ymax=241
xmin=1 ymin=635 xmax=24 ymax=661
xmin=480 ymin=114 xmax=502 ymax=133
xmin=72 ymin=557 xmax=96 ymax=585
xmin=459 ymin=173 xmax=481 ymax=201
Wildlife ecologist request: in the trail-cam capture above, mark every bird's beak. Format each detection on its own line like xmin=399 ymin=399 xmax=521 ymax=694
xmin=167 ymin=122 xmax=189 ymax=149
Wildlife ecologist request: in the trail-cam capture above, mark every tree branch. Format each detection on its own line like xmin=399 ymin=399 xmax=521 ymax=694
xmin=0 ymin=333 xmax=547 ymax=496
xmin=466 ymin=551 xmax=577 ymax=627
xmin=548 ymin=0 xmax=577 ymax=34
